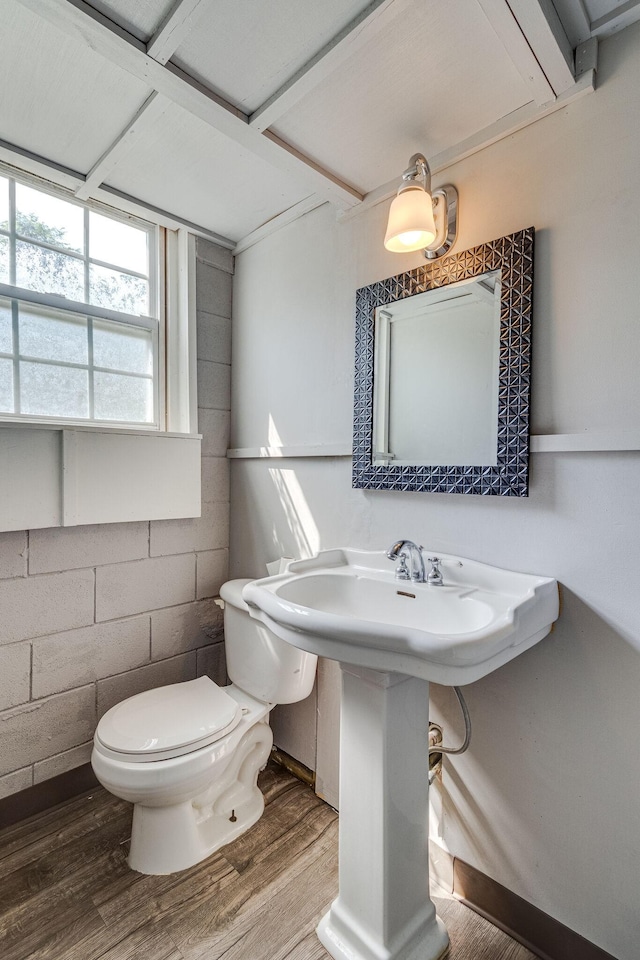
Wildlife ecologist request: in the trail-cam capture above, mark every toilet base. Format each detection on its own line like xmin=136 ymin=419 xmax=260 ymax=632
xmin=128 ymin=720 xmax=273 ymax=874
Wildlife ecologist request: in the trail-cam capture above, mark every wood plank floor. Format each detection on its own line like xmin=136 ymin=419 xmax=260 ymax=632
xmin=0 ymin=762 xmax=537 ymax=960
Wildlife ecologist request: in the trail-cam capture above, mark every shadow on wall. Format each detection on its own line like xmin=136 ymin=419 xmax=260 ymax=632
xmin=267 ymin=465 xmax=320 ymax=560
xmin=429 ymin=586 xmax=640 ymax=928
xmin=262 ymin=416 xmax=320 ymax=560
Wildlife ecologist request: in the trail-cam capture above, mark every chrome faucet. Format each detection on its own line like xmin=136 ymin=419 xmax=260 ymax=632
xmin=386 ymin=540 xmax=426 ymax=583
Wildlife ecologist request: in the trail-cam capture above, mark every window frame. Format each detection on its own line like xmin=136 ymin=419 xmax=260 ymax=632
xmin=0 ymin=166 xmax=164 ymax=431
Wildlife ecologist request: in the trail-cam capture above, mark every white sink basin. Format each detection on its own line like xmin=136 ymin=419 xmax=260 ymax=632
xmin=243 ymin=548 xmax=559 ymax=684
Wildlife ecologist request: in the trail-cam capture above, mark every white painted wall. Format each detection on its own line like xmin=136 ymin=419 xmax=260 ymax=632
xmin=0 ymin=238 xmax=232 ymax=797
xmin=230 ymin=22 xmax=640 ymax=960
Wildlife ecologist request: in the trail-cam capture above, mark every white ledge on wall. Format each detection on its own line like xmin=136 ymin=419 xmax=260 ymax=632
xmin=530 ymin=429 xmax=640 ymax=453
xmin=227 ymin=431 xmax=640 ymax=460
xmin=0 ymin=422 xmax=201 ymax=532
xmin=227 ymin=444 xmax=353 ymax=459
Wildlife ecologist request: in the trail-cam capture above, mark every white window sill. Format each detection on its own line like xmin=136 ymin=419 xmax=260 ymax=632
xmin=0 ymin=419 xmax=198 ymax=439
xmin=0 ymin=423 xmax=201 ymax=532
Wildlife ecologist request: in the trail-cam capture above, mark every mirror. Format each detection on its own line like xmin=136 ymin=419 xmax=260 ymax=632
xmin=353 ymin=227 xmax=533 ymax=496
xmin=373 ymin=271 xmax=501 ymax=467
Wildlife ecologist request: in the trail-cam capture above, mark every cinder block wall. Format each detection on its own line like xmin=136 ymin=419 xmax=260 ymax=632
xmin=0 ymin=237 xmax=232 ymax=798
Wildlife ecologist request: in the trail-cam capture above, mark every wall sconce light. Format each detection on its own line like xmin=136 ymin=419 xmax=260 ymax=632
xmin=384 ymin=153 xmax=458 ymax=260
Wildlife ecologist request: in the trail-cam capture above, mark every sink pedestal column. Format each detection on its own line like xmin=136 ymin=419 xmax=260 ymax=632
xmin=318 ymin=665 xmax=449 ymax=960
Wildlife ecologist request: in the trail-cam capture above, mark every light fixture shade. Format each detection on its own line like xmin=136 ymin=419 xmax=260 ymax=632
xmin=384 ymin=185 xmax=436 ymax=253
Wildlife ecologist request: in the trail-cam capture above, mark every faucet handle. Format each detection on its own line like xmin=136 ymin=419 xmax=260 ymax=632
xmin=426 ymin=557 xmax=444 ymax=586
xmin=395 ymin=555 xmax=411 ymax=581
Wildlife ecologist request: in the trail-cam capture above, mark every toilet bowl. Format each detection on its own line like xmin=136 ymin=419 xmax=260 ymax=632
xmin=91 ymin=578 xmax=317 ymax=875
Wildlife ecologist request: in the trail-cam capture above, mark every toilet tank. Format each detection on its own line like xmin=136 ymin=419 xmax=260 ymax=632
xmin=219 ymin=579 xmax=317 ymax=705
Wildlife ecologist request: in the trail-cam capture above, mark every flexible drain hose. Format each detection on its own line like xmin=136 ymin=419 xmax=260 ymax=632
xmin=428 ymin=686 xmax=471 ymax=784
xmin=430 ymin=686 xmax=471 ymax=756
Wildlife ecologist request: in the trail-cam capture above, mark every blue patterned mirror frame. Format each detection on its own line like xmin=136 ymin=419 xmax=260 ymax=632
xmin=352 ymin=227 xmax=534 ymax=496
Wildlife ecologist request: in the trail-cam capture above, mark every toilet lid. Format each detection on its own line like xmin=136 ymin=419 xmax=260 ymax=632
xmin=96 ymin=676 xmax=242 ymax=758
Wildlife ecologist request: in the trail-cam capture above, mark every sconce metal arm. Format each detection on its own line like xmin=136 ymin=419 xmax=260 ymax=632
xmin=402 ymin=153 xmax=432 ymax=195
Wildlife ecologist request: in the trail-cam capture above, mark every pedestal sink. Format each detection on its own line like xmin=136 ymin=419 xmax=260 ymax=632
xmin=243 ymin=549 xmax=559 ymax=960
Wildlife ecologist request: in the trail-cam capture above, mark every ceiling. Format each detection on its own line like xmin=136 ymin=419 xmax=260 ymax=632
xmin=0 ymin=0 xmax=638 ymax=250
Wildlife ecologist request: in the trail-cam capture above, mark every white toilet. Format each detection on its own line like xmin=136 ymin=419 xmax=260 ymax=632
xmin=91 ymin=578 xmax=317 ymax=875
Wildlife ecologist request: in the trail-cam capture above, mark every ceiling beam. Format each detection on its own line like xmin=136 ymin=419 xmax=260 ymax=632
xmin=147 ymin=0 xmax=213 ymax=65
xmin=590 ymin=0 xmax=640 ymax=38
xmin=553 ymin=0 xmax=591 ymax=47
xmin=95 ymin=183 xmax=235 ymax=247
xmin=506 ymin=0 xmax=575 ymax=94
xmin=16 ymin=0 xmax=363 ymax=210
xmin=0 ymin=137 xmax=84 ymax=192
xmin=476 ymin=0 xmax=556 ymax=104
xmin=249 ymin=0 xmax=410 ymax=133
xmin=233 ymin=196 xmax=328 ymax=255
xmin=75 ymin=92 xmax=171 ymax=200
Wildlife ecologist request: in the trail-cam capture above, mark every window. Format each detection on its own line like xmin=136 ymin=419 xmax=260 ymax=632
xmin=0 ymin=171 xmax=161 ymax=427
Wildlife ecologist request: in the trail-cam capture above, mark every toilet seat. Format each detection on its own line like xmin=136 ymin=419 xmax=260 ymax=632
xmin=95 ymin=676 xmax=242 ymax=763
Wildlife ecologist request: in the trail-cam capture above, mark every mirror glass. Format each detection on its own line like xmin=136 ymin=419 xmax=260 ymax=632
xmin=373 ymin=271 xmax=500 ymax=467
xmin=352 ymin=228 xmax=533 ymax=496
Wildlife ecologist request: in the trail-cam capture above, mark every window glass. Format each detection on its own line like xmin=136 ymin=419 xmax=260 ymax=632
xmin=94 ymin=371 xmax=152 ymax=423
xmin=19 ymin=305 xmax=87 ymax=364
xmin=0 ymin=358 xmax=13 ymax=412
xmin=15 ymin=182 xmax=84 ymax=252
xmin=90 ymin=264 xmax=148 ymax=316
xmin=16 ymin=241 xmax=85 ymax=301
xmin=20 ymin=362 xmax=88 ymax=418
xmin=93 ymin=320 xmax=152 ymax=375
xmin=89 ymin=211 xmax=148 ymax=275
xmin=0 ymin=176 xmax=8 ymax=230
xmin=0 ymin=236 xmax=8 ymax=284
xmin=0 ymin=170 xmax=159 ymax=427
xmin=0 ymin=299 xmax=11 ymax=354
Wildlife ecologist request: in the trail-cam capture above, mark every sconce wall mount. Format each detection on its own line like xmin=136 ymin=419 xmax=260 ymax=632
xmin=384 ymin=153 xmax=458 ymax=260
